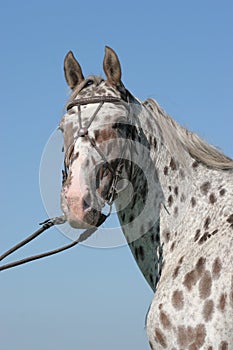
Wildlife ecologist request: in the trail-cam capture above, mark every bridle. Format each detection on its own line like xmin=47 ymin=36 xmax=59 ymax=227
xmin=64 ymin=94 xmax=131 ymax=208
xmin=0 ymin=94 xmax=132 ymax=271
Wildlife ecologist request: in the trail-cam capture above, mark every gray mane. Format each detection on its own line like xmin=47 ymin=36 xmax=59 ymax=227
xmin=143 ymin=98 xmax=233 ymax=170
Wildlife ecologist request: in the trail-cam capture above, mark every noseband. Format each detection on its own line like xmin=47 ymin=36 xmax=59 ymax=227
xmin=64 ymin=95 xmax=130 ymax=206
xmin=0 ymin=96 xmax=131 ymax=271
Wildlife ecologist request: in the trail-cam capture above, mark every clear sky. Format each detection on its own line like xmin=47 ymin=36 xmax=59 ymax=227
xmin=0 ymin=1 xmax=232 ymax=350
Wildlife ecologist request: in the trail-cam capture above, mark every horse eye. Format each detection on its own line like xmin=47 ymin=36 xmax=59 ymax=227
xmin=86 ymin=80 xmax=94 ymax=87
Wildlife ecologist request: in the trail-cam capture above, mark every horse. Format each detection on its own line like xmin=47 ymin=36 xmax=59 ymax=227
xmin=60 ymin=46 xmax=233 ymax=349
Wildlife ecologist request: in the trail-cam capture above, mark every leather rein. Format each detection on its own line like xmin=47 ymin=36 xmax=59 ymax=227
xmin=0 ymin=95 xmax=130 ymax=271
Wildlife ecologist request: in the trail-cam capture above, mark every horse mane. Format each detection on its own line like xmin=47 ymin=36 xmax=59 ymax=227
xmin=143 ymin=98 xmax=233 ymax=170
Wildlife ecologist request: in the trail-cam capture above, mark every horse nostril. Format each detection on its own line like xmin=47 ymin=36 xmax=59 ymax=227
xmin=83 ymin=199 xmax=90 ymax=211
xmin=82 ymin=193 xmax=91 ymax=211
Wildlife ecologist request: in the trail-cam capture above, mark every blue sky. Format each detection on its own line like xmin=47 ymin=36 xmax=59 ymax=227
xmin=1 ymin=1 xmax=232 ymax=349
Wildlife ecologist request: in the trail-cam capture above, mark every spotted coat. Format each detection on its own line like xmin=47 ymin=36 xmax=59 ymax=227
xmin=61 ymin=47 xmax=233 ymax=350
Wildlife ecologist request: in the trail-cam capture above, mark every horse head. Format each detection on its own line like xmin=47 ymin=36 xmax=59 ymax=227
xmin=60 ymin=47 xmax=139 ymax=229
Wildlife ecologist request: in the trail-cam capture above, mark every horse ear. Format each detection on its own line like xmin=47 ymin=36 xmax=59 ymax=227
xmin=103 ymin=46 xmax=122 ymax=86
xmin=64 ymin=51 xmax=84 ymax=89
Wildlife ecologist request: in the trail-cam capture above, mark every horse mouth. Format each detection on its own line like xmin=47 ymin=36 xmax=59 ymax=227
xmin=60 ymin=154 xmax=111 ymax=228
xmin=67 ymin=209 xmax=107 ymax=229
xmin=60 ymin=190 xmax=107 ymax=229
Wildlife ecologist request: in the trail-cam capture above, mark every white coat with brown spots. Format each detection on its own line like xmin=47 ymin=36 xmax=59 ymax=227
xmin=61 ymin=47 xmax=233 ymax=350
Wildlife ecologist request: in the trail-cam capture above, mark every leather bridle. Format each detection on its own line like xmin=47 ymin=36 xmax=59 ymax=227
xmin=0 ymin=95 xmax=132 ymax=271
xmin=64 ymin=95 xmax=131 ymax=207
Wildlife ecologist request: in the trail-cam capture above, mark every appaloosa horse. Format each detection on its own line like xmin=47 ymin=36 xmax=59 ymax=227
xmin=60 ymin=46 xmax=233 ymax=349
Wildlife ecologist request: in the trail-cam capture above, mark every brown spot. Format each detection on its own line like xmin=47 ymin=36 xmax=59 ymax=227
xmin=199 ymin=270 xmax=212 ymax=299
xmin=191 ymin=197 xmax=196 ymax=207
xmin=149 ymin=274 xmax=154 ymax=284
xmin=204 ymin=216 xmax=211 ymax=230
xmin=230 ymin=290 xmax=233 ymax=309
xmin=177 ymin=326 xmax=188 ymax=347
xmin=195 ymin=324 xmax=206 ymax=347
xmin=187 ymin=326 xmax=196 ymax=343
xmin=200 ymin=181 xmax=211 ymax=195
xmin=155 ymin=232 xmax=160 ymax=244
xmin=96 ymin=88 xmax=106 ymax=94
xmin=164 ymin=166 xmax=168 ymax=175
xmin=174 ymin=186 xmax=179 ymax=196
xmin=226 ymin=214 xmax=233 ymax=229
xmin=154 ymin=327 xmax=167 ymax=348
xmin=177 ymin=324 xmax=206 ymax=349
xmin=183 ymin=270 xmax=198 ymax=291
xmin=172 ymin=265 xmax=181 ymax=279
xmin=198 ymin=231 xmax=209 ymax=245
xmin=194 ymin=229 xmax=201 ymax=242
xmin=135 ymin=247 xmax=139 ymax=260
xmin=189 ymin=345 xmax=198 ymax=350
xmin=149 ymin=134 xmax=153 ymax=147
xmin=63 ymin=169 xmax=73 ymax=187
xmin=207 ymin=347 xmax=213 ymax=350
xmin=150 ymin=233 xmax=155 ymax=243
xmin=168 ymin=195 xmax=173 ymax=207
xmin=219 ymin=188 xmax=226 ymax=196
xmin=218 ymin=293 xmax=227 ymax=312
xmin=179 ymin=256 xmax=184 ymax=264
xmin=192 ymin=160 xmax=199 ymax=169
xmin=195 ymin=257 xmax=206 ymax=277
xmin=219 ymin=341 xmax=228 ymax=350
xmin=94 ymin=127 xmax=116 ymax=142
xmin=162 ymin=259 xmax=166 ymax=269
xmin=129 ymin=214 xmax=134 ymax=223
xmin=174 ymin=206 xmax=178 ymax=217
xmin=138 ymin=245 xmax=145 ymax=261
xmin=209 ymin=193 xmax=217 ymax=204
xmin=203 ymin=299 xmax=214 ymax=322
xmin=211 ymin=229 xmax=218 ymax=236
xmin=170 ymin=157 xmax=177 ymax=170
xmin=170 ymin=241 xmax=176 ymax=252
xmin=212 ymin=257 xmax=222 ymax=279
xmin=159 ymin=311 xmax=172 ymax=329
xmin=172 ymin=290 xmax=184 ymax=310
xmin=163 ymin=230 xmax=171 ymax=243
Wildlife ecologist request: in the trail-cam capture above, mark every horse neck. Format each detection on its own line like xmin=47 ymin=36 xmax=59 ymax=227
xmin=116 ymin=98 xmax=233 ymax=291
xmin=115 ymin=101 xmax=166 ymax=291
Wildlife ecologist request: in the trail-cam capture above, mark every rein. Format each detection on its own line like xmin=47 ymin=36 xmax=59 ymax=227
xmin=0 ymin=211 xmax=109 ymax=272
xmin=0 ymin=95 xmax=130 ymax=271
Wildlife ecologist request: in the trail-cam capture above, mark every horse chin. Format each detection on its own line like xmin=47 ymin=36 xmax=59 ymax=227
xmin=66 ymin=207 xmax=107 ymax=229
xmin=68 ymin=219 xmax=94 ymax=229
